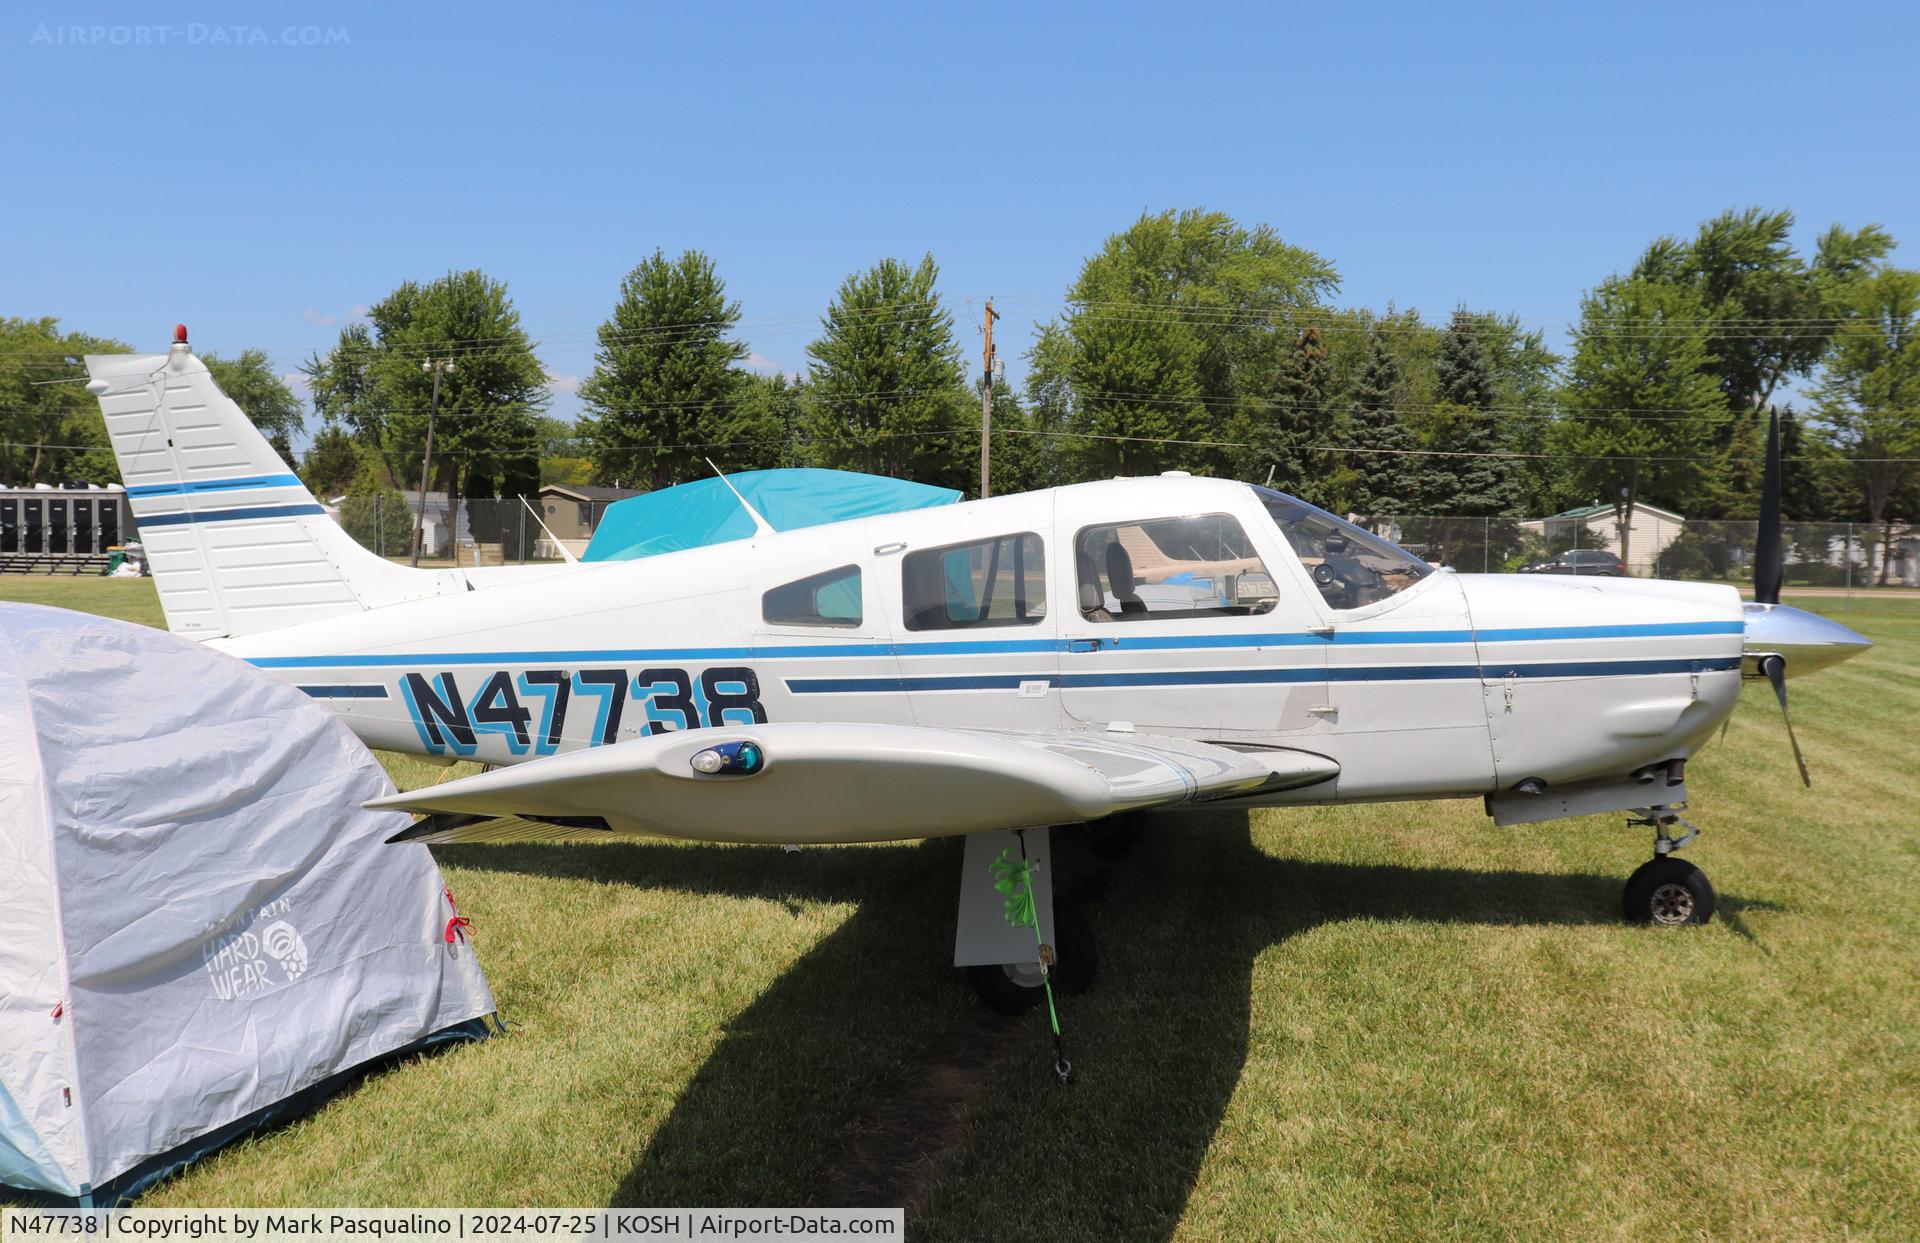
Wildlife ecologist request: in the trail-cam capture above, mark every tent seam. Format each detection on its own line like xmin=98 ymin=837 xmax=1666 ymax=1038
xmin=0 ymin=617 xmax=98 ymax=1193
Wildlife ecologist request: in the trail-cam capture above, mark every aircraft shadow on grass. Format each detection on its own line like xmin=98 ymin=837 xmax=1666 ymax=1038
xmin=443 ymin=819 xmax=1769 ymax=1241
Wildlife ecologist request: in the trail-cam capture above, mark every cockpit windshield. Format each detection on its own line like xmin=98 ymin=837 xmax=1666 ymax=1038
xmin=1253 ymin=486 xmax=1433 ymax=609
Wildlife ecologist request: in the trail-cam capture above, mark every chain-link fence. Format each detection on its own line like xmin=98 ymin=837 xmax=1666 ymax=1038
xmin=326 ymin=491 xmax=1919 ymax=599
xmin=1364 ymin=512 xmax=1919 ymax=596
xmin=333 ymin=493 xmax=587 ymax=565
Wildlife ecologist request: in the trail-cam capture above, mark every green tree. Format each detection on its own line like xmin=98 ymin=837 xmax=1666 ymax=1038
xmin=1244 ymin=325 xmax=1330 ymax=500
xmin=202 ymin=349 xmax=303 ymax=462
xmin=1632 ymin=208 xmax=1893 ymax=516
xmin=1814 ymin=266 xmax=1920 ymax=581
xmin=1029 ymin=209 xmax=1338 ymax=477
xmin=1013 ymin=322 xmax=1090 ymax=487
xmin=717 ymin=372 xmax=807 ymax=472
xmin=982 ymin=378 xmax=1059 ymax=496
xmin=339 ymin=461 xmax=414 ymax=557
xmin=1419 ymin=310 xmax=1520 ymax=518
xmin=299 ymin=424 xmax=362 ymax=497
xmin=303 ymin=270 xmax=548 ymax=536
xmin=1555 ymin=277 xmax=1725 ymax=568
xmin=579 ymin=250 xmax=748 ymax=489
xmin=535 ymin=415 xmax=594 ymax=486
xmin=803 ymin=255 xmax=973 ymax=488
xmin=1343 ymin=326 xmax=1417 ymax=517
xmin=303 ymin=322 xmax=381 ymax=468
xmin=0 ymin=317 xmax=128 ymax=485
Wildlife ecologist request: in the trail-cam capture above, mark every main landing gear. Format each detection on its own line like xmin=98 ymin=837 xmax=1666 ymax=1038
xmin=1622 ymin=806 xmax=1716 ymax=926
xmin=955 ymin=826 xmax=1102 ymax=1015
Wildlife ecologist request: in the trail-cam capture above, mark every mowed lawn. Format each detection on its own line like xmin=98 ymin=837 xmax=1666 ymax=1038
xmin=3 ymin=576 xmax=1916 ymax=1239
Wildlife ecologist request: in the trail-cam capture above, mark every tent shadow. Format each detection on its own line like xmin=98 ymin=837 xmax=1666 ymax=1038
xmin=440 ymin=814 xmax=1734 ymax=1238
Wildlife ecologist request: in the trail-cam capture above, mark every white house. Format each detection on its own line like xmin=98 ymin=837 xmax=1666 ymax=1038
xmin=1521 ymin=502 xmax=1688 ymax=576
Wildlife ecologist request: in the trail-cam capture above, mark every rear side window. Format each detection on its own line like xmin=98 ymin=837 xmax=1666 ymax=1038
xmin=763 ymin=565 xmax=862 ymax=627
xmin=902 ymin=533 xmax=1046 ymax=630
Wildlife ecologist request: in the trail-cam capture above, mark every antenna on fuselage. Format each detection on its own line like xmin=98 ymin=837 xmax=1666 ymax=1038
xmin=519 ymin=495 xmax=579 ymax=564
xmin=706 ymin=458 xmax=776 ymax=537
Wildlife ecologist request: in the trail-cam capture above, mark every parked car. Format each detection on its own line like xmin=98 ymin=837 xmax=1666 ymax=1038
xmin=1517 ymin=548 xmax=1625 ymax=576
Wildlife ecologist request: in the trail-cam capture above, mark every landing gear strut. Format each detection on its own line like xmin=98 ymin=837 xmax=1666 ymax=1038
xmin=1622 ymin=805 xmax=1716 ymax=926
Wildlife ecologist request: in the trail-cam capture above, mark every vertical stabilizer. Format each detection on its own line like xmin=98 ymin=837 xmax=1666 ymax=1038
xmin=84 ymin=330 xmax=460 ymax=639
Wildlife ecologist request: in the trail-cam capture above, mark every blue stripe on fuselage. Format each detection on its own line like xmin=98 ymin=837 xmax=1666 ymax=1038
xmin=785 ymin=656 xmax=1742 ymax=695
xmin=245 ymin=620 xmax=1744 ymax=670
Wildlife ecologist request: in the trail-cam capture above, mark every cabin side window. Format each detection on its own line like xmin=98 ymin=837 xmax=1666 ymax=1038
xmin=1074 ymin=513 xmax=1278 ymax=623
xmin=901 ymin=533 xmax=1047 ymax=631
xmin=763 ymin=565 xmax=863 ymax=628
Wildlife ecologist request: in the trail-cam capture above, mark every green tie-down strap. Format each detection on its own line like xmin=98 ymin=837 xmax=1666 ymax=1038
xmin=990 ymin=848 xmax=1038 ymax=930
xmin=989 ymin=845 xmax=1069 ymax=1066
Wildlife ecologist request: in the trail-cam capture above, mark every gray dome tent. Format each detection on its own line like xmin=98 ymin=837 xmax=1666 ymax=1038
xmin=0 ymin=604 xmax=495 ymax=1205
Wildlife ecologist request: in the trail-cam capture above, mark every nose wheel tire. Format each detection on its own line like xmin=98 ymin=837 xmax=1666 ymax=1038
xmin=967 ymin=903 xmax=1098 ymax=1014
xmin=1623 ymin=857 xmax=1716 ymax=926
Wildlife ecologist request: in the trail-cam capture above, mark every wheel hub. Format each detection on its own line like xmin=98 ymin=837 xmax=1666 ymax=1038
xmin=1649 ymin=881 xmax=1695 ymax=925
xmin=1003 ymin=961 xmax=1044 ymax=989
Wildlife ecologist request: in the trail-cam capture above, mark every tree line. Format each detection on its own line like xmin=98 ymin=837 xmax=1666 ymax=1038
xmin=5 ymin=206 xmax=1915 ymax=563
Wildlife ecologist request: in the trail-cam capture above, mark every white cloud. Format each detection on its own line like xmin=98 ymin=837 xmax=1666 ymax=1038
xmin=280 ymin=371 xmax=312 ymax=397
xmin=545 ymin=371 xmax=583 ymax=395
xmin=745 ymin=351 xmax=782 ymax=373
xmin=348 ymin=305 xmax=369 ymax=319
xmin=302 ymin=308 xmax=338 ymax=327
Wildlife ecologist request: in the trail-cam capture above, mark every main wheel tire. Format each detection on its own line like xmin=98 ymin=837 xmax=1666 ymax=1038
xmin=1078 ymin=812 xmax=1145 ymax=858
xmin=966 ymin=903 xmax=1098 ymax=1014
xmin=1622 ymin=857 xmax=1716 ymax=926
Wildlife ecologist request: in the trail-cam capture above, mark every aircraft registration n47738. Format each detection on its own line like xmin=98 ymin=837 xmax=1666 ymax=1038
xmin=83 ymin=330 xmax=1871 ymax=1014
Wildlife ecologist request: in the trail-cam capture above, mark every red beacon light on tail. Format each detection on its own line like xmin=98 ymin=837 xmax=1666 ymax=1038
xmin=173 ymin=323 xmax=189 ymax=345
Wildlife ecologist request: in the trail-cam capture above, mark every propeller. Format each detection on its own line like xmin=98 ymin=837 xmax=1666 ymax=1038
xmin=1751 ymin=408 xmax=1808 ymax=784
xmin=1754 ymin=409 xmax=1784 ymax=606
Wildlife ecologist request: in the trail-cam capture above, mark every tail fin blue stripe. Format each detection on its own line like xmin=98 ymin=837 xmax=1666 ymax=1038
xmin=125 ymin=474 xmax=305 ymax=498
xmin=135 ymin=503 xmax=327 ymax=529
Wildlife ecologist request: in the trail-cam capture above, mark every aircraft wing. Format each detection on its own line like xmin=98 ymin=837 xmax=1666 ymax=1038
xmin=369 ymin=722 xmax=1337 ymax=846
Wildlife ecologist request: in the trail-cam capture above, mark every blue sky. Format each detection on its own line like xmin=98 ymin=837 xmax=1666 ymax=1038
xmin=5 ymin=1 xmax=1915 ymax=446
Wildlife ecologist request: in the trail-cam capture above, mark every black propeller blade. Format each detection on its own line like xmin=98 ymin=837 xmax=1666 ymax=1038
xmin=1754 ymin=408 xmax=1784 ymax=606
xmin=1752 ymin=408 xmax=1810 ymax=783
xmin=1759 ymin=654 xmax=1811 ymax=788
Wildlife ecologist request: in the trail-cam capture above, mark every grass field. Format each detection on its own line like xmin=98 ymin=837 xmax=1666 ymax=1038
xmin=4 ymin=576 xmax=1917 ymax=1239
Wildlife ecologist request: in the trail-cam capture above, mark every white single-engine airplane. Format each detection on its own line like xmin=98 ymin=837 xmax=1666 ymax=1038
xmin=83 ymin=329 xmax=1870 ymax=1016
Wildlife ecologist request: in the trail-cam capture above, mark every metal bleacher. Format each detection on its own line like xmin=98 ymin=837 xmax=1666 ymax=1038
xmin=0 ymin=552 xmax=114 ymax=575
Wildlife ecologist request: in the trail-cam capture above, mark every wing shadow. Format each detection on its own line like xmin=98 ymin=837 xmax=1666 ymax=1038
xmin=440 ymin=814 xmax=1692 ymax=1238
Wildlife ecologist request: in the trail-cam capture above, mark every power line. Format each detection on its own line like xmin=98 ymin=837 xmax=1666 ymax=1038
xmin=6 ymin=430 xmax=1912 ymax=467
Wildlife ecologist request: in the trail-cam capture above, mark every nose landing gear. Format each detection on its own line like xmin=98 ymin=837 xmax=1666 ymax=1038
xmin=1622 ymin=806 xmax=1716 ymax=926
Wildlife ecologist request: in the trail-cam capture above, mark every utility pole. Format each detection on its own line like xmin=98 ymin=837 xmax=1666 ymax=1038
xmin=979 ymin=299 xmax=1000 ymax=499
xmin=411 ymin=357 xmax=454 ymax=566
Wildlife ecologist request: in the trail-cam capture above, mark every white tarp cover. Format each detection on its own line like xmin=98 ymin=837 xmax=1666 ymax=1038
xmin=0 ymin=604 xmax=495 ymax=1202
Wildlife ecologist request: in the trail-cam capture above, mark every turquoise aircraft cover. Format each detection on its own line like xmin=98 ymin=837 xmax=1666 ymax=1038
xmin=582 ymin=469 xmax=961 ymax=562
